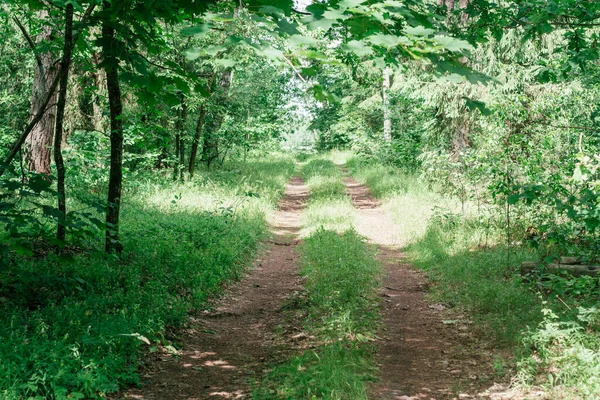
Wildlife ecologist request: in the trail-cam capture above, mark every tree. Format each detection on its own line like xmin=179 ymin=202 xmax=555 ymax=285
xmin=22 ymin=9 xmax=59 ymax=174
xmin=100 ymin=0 xmax=124 ymax=254
xmin=53 ymin=2 xmax=75 ymax=246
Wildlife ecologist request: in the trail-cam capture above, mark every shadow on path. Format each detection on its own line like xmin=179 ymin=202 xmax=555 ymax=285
xmin=119 ymin=177 xmax=309 ymax=400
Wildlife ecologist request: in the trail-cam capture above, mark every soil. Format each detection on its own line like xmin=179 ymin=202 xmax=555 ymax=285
xmin=342 ymin=173 xmax=508 ymax=400
xmin=117 ymin=177 xmax=309 ymax=400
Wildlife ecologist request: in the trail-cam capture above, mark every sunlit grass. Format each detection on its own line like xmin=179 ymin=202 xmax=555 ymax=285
xmin=302 ymin=198 xmax=355 ymax=235
xmin=300 ymin=158 xmax=355 ymax=235
xmin=255 ymin=230 xmax=380 ymax=399
xmin=0 ymin=153 xmax=295 ymax=400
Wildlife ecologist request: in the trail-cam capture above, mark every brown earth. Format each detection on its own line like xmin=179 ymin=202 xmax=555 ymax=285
xmin=116 ymin=176 xmax=309 ymax=400
xmin=342 ymin=173 xmax=509 ymax=400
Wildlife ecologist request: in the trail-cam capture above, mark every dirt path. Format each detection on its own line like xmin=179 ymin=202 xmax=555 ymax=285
xmin=342 ymin=173 xmax=499 ymax=400
xmin=121 ymin=177 xmax=309 ymax=400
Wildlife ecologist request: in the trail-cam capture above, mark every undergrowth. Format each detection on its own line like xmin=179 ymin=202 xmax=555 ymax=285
xmin=0 ymin=155 xmax=295 ymax=399
xmin=347 ymin=155 xmax=600 ymax=399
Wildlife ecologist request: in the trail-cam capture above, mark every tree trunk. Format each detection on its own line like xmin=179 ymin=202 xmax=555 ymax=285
xmin=102 ymin=7 xmax=124 ymax=254
xmin=174 ymin=129 xmax=180 ymax=180
xmin=202 ymin=69 xmax=233 ymax=169
xmin=0 ymin=4 xmax=95 ymax=177
xmin=54 ymin=4 xmax=74 ymax=248
xmin=189 ymin=72 xmax=215 ymax=177
xmin=25 ymin=10 xmax=58 ymax=174
xmin=175 ymin=92 xmax=187 ymax=180
xmin=452 ymin=121 xmax=470 ymax=160
xmin=382 ymin=67 xmax=392 ymax=142
xmin=189 ymin=105 xmax=206 ymax=177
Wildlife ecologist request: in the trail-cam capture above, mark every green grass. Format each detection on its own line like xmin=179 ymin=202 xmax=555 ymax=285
xmin=345 ymin=156 xmax=542 ymax=344
xmin=300 ymin=158 xmax=355 ymax=235
xmin=255 ymin=230 xmax=381 ymax=399
xmin=347 ymin=154 xmax=600 ymax=398
xmin=0 ymin=154 xmax=295 ymax=399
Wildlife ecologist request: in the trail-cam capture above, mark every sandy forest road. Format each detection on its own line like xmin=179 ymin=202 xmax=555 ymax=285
xmin=342 ymin=171 xmax=503 ymax=400
xmin=120 ymin=177 xmax=309 ymax=400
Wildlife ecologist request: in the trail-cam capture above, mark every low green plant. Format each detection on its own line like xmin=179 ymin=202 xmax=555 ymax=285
xmin=300 ymin=158 xmax=355 ymax=234
xmin=517 ymin=306 xmax=600 ymax=398
xmin=0 ymin=154 xmax=295 ymax=399
xmin=255 ymin=229 xmax=380 ymax=399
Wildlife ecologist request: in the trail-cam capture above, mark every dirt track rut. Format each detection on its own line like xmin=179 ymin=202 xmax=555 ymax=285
xmin=342 ymin=172 xmax=498 ymax=400
xmin=120 ymin=177 xmax=309 ymax=400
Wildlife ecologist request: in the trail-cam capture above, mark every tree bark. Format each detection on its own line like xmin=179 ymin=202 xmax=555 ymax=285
xmin=0 ymin=4 xmax=95 ymax=177
xmin=102 ymin=6 xmax=124 ymax=254
xmin=54 ymin=4 xmax=74 ymax=247
xmin=189 ymin=105 xmax=206 ymax=177
xmin=189 ymin=72 xmax=215 ymax=177
xmin=25 ymin=10 xmax=58 ymax=174
xmin=174 ymin=92 xmax=187 ymax=180
xmin=382 ymin=67 xmax=392 ymax=142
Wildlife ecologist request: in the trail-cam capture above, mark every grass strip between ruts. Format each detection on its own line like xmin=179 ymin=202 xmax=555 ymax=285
xmin=255 ymin=156 xmax=381 ymax=400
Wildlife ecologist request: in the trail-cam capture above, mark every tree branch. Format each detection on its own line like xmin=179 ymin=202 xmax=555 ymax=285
xmin=282 ymin=54 xmax=306 ymax=83
xmin=292 ymin=8 xmax=311 ymax=15
xmin=0 ymin=3 xmax=97 ymax=177
xmin=12 ymin=16 xmax=44 ymax=73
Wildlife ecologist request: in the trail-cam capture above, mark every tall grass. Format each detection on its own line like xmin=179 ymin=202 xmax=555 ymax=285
xmin=0 ymin=155 xmax=295 ymax=399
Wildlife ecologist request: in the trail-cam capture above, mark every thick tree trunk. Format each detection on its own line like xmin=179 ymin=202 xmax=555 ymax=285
xmin=54 ymin=4 xmax=74 ymax=247
xmin=382 ymin=67 xmax=392 ymax=142
xmin=102 ymin=9 xmax=124 ymax=254
xmin=25 ymin=10 xmax=58 ymax=174
xmin=0 ymin=4 xmax=95 ymax=177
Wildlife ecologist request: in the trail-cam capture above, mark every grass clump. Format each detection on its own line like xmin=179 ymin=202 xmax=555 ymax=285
xmin=255 ymin=229 xmax=381 ymax=399
xmin=0 ymin=155 xmax=295 ymax=399
xmin=300 ymin=158 xmax=355 ymax=234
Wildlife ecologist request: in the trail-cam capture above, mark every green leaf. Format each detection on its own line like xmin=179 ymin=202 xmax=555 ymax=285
xmin=215 ymin=59 xmax=238 ymax=68
xmin=434 ymin=35 xmax=473 ymax=52
xmin=342 ymin=40 xmax=373 ymax=56
xmin=181 ymin=24 xmax=211 ymax=37
xmin=368 ymin=34 xmax=399 ymax=48
xmin=288 ymin=35 xmax=319 ymax=47
xmin=405 ymin=26 xmax=434 ymax=36
xmin=508 ymin=194 xmax=521 ymax=205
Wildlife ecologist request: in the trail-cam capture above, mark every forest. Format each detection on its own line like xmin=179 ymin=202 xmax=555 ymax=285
xmin=1 ymin=0 xmax=600 ymax=399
